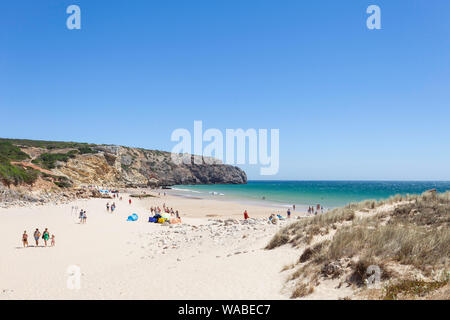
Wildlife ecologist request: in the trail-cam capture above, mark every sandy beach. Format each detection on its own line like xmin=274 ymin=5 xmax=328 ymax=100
xmin=0 ymin=192 xmax=301 ymax=299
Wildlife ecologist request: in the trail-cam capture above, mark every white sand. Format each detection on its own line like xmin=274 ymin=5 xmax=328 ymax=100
xmin=0 ymin=193 xmax=301 ymax=299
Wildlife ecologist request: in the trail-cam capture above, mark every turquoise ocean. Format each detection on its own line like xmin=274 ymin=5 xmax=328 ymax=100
xmin=171 ymin=181 xmax=450 ymax=209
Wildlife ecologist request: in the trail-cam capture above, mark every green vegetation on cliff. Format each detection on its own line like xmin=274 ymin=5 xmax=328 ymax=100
xmin=32 ymin=150 xmax=78 ymax=169
xmin=0 ymin=142 xmax=39 ymax=186
xmin=0 ymin=138 xmax=94 ymax=150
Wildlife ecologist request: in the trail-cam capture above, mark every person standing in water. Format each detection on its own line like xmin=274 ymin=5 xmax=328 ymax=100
xmin=42 ymin=228 xmax=50 ymax=247
xmin=33 ymin=228 xmax=41 ymax=247
xmin=22 ymin=231 xmax=28 ymax=248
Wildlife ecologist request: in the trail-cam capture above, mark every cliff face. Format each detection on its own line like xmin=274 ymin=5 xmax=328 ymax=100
xmin=54 ymin=145 xmax=247 ymax=187
xmin=0 ymin=139 xmax=247 ymax=189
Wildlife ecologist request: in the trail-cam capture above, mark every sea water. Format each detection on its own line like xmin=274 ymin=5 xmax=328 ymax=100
xmin=171 ymin=181 xmax=450 ymax=208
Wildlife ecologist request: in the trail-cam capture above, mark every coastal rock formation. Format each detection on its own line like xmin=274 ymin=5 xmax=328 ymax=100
xmin=0 ymin=139 xmax=247 ymax=191
xmin=53 ymin=146 xmax=247 ymax=187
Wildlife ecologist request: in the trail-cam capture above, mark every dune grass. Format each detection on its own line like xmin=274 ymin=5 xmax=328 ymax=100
xmin=383 ymin=276 xmax=449 ymax=300
xmin=269 ymin=190 xmax=450 ymax=299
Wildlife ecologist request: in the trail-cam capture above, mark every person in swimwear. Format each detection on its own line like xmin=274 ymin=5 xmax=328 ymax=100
xmin=51 ymin=234 xmax=55 ymax=247
xmin=34 ymin=228 xmax=41 ymax=247
xmin=42 ymin=228 xmax=50 ymax=247
xmin=22 ymin=231 xmax=28 ymax=248
xmin=243 ymin=210 xmax=249 ymax=220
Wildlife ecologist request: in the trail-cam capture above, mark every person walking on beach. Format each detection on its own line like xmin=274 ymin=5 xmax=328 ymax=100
xmin=106 ymin=202 xmax=110 ymax=211
xmin=42 ymin=228 xmax=50 ymax=247
xmin=51 ymin=234 xmax=55 ymax=247
xmin=33 ymin=228 xmax=41 ymax=247
xmin=244 ymin=210 xmax=249 ymax=220
xmin=293 ymin=204 xmax=296 ymax=211
xmin=22 ymin=231 xmax=28 ymax=248
xmin=129 ymin=199 xmax=132 ymax=205
xmin=79 ymin=209 xmax=84 ymax=223
xmin=287 ymin=208 xmax=291 ymax=219
xmin=82 ymin=211 xmax=87 ymax=224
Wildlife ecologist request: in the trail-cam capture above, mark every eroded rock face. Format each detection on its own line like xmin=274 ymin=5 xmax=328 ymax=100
xmin=51 ymin=145 xmax=247 ymax=188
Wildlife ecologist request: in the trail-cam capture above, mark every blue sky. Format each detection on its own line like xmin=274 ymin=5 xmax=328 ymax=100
xmin=1 ymin=1 xmax=449 ymax=180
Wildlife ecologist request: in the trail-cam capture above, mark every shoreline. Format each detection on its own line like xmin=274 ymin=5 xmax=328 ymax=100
xmin=165 ymin=187 xmax=326 ymax=213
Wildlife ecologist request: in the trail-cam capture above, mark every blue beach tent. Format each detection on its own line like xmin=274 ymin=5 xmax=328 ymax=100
xmin=127 ymin=213 xmax=138 ymax=221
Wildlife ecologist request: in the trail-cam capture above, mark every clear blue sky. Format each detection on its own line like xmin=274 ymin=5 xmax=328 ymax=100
xmin=1 ymin=1 xmax=449 ymax=180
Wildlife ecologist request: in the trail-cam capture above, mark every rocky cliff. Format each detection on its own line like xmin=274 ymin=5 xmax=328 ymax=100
xmin=0 ymin=139 xmax=247 ymax=190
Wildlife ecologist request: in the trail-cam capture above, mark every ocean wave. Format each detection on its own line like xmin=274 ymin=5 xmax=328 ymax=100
xmin=171 ymin=188 xmax=202 ymax=193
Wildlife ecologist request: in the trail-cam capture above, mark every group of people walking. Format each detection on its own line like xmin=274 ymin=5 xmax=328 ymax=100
xmin=22 ymin=228 xmax=55 ymax=248
xmin=79 ymin=209 xmax=88 ymax=223
xmin=106 ymin=202 xmax=116 ymax=212
xmin=308 ymin=204 xmax=324 ymax=215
